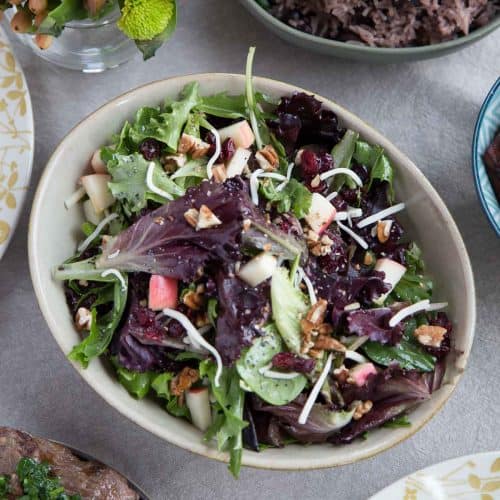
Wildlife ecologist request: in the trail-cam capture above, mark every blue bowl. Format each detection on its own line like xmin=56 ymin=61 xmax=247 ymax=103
xmin=472 ymin=78 xmax=500 ymax=237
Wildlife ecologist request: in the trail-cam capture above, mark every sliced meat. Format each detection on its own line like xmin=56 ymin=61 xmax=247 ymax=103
xmin=0 ymin=427 xmax=139 ymax=500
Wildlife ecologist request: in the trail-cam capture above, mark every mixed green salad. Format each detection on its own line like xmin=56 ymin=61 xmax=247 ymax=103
xmin=55 ymin=49 xmax=453 ymax=477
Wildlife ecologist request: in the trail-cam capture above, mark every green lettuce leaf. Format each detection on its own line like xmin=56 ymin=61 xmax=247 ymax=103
xmin=107 ymin=153 xmax=184 ymax=214
xmin=236 ymin=324 xmax=307 ymax=405
xmin=259 ymin=178 xmax=312 ymax=219
xmin=331 ymin=129 xmax=359 ymax=190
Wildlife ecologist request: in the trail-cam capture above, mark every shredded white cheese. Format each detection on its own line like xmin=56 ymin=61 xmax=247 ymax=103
xmin=163 ymin=308 xmax=223 ymax=387
xmin=426 ymin=302 xmax=448 ymax=312
xmin=298 ymin=353 xmax=333 ymax=425
xmin=77 ymin=212 xmax=118 ymax=254
xmin=64 ymin=186 xmax=86 ymax=210
xmin=335 ymin=208 xmax=363 ymax=222
xmin=206 ymin=128 xmax=221 ymax=179
xmin=101 ymin=269 xmax=127 ymax=291
xmin=250 ymin=169 xmax=287 ymax=205
xmin=326 ymin=191 xmax=338 ymax=202
xmin=319 ymin=168 xmax=363 ymax=187
xmin=107 ymin=249 xmax=120 ymax=260
xmin=356 ymin=202 xmax=406 ymax=229
xmin=337 ymin=220 xmax=368 ymax=249
xmin=297 ymin=266 xmax=317 ymax=305
xmin=388 ymin=299 xmax=430 ymax=327
xmin=250 ymin=168 xmax=264 ymax=205
xmin=276 ymin=162 xmax=294 ymax=192
xmin=344 ymin=302 xmax=361 ymax=311
xmin=146 ymin=162 xmax=174 ymax=201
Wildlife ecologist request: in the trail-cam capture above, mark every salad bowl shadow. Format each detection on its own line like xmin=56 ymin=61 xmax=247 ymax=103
xmin=29 ymin=74 xmax=475 ymax=470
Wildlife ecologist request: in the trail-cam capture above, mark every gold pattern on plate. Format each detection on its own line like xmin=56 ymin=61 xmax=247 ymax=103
xmin=402 ymin=455 xmax=500 ymax=499
xmin=0 ymin=28 xmax=32 ymax=251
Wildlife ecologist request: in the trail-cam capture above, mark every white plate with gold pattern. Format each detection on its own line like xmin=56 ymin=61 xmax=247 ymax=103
xmin=0 ymin=25 xmax=34 ymax=260
xmin=370 ymin=451 xmax=500 ymax=499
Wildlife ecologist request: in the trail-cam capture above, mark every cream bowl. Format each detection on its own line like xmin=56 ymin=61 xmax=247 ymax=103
xmin=29 ymin=74 xmax=475 ymax=470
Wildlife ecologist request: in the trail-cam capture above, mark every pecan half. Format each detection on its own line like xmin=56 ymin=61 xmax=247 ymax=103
xmin=414 ymin=324 xmax=447 ymax=348
xmin=255 ymin=145 xmax=279 ymax=171
xmin=170 ymin=367 xmax=199 ymax=397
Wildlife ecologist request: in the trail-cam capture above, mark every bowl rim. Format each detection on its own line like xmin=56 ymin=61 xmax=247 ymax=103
xmin=472 ymin=77 xmax=500 ymax=237
xmin=28 ymin=73 xmax=476 ymax=470
xmin=240 ymin=0 xmax=500 ymax=55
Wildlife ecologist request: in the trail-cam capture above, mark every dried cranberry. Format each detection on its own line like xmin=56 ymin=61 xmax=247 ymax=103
xmin=167 ymin=319 xmax=185 ymax=338
xmin=298 ymin=149 xmax=333 ymax=193
xmin=272 ymin=352 xmax=316 ymax=373
xmin=339 ymin=187 xmax=359 ymax=205
xmin=205 ymin=133 xmax=236 ymax=163
xmin=139 ymin=138 xmax=162 ymax=160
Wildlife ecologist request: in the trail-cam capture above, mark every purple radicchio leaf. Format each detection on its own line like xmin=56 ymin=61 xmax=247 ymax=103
xmin=345 ymin=307 xmax=404 ymax=345
xmin=331 ymin=367 xmax=435 ymax=444
xmin=252 ymin=394 xmax=354 ymax=444
xmin=97 ymin=177 xmax=305 ymax=281
xmin=215 ymin=271 xmax=271 ymax=365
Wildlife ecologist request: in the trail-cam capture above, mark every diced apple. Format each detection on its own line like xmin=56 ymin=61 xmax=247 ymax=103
xmin=148 ymin=275 xmax=178 ymax=311
xmin=226 ymin=148 xmax=251 ymax=178
xmin=349 ymin=363 xmax=377 ymax=387
xmin=186 ymin=387 xmax=212 ymax=432
xmin=83 ymin=199 xmax=104 ymax=226
xmin=304 ymin=193 xmax=336 ymax=234
xmin=80 ymin=174 xmax=115 ymax=214
xmin=373 ymin=258 xmax=407 ymax=305
xmin=218 ymin=120 xmax=255 ymax=149
xmin=90 ymin=148 xmax=107 ymax=173
xmin=237 ymin=252 xmax=277 ymax=287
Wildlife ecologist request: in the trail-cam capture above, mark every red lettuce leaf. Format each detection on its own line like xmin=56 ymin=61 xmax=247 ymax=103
xmin=346 ymin=307 xmax=404 ymax=345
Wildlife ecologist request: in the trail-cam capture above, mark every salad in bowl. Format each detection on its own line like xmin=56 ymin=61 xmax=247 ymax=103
xmin=44 ymin=50 xmax=466 ymax=477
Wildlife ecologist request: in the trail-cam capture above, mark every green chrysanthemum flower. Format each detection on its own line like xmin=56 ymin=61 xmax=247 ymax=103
xmin=117 ymin=0 xmax=174 ymax=41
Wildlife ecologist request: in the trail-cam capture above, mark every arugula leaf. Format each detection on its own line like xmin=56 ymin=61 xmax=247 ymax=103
xmin=259 ymin=178 xmax=312 ymax=219
xmin=38 ymin=0 xmax=87 ymax=36
xmin=107 ymin=153 xmax=184 ymax=214
xmin=236 ymin=324 xmax=307 ymax=405
xmin=331 ymin=129 xmax=359 ymax=190
xmin=68 ymin=272 xmax=128 ymax=368
xmin=353 ymin=141 xmax=383 ymax=167
xmin=362 ymin=318 xmax=436 ymax=372
xmin=383 ymin=414 xmax=411 ymax=428
xmin=134 ymin=1 xmax=177 ymax=60
xmin=197 ymin=93 xmax=247 ymax=119
xmin=392 ymin=245 xmax=432 ymax=303
xmin=207 ymin=298 xmax=218 ymax=328
xmin=114 ymin=363 xmax=154 ymax=399
xmin=200 ymin=361 xmax=247 ymax=478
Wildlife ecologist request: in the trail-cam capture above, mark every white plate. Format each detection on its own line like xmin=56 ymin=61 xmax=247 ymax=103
xmin=371 ymin=451 xmax=500 ymax=499
xmin=0 ymin=26 xmax=34 ymax=260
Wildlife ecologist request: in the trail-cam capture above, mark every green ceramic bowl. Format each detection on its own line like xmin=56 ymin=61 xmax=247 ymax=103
xmin=240 ymin=0 xmax=500 ymax=63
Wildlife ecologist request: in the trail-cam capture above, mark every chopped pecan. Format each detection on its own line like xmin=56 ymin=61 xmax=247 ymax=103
xmin=183 ymin=290 xmax=204 ymax=310
xmin=308 ymin=233 xmax=334 ymax=257
xmin=300 ymin=299 xmax=334 ymax=354
xmin=255 ymin=145 xmax=279 ymax=171
xmin=353 ymin=400 xmax=373 ymax=420
xmin=414 ymin=324 xmax=447 ymax=348
xmin=161 ymin=153 xmax=187 ymax=173
xmin=211 ymin=164 xmax=227 ymax=183
xmin=170 ymin=367 xmax=200 ymax=397
xmin=333 ymin=366 xmax=350 ymax=384
xmin=306 ymin=299 xmax=328 ymax=325
xmin=377 ymin=220 xmax=393 ymax=243
xmin=178 ymin=133 xmax=211 ymax=158
xmin=184 ymin=208 xmax=199 ymax=228
xmin=314 ymin=335 xmax=346 ymax=352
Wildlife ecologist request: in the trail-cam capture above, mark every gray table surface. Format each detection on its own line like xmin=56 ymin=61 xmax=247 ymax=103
xmin=1 ymin=2 xmax=499 ymax=499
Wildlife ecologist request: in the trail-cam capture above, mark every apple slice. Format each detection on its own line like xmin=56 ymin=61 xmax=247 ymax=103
xmin=186 ymin=387 xmax=212 ymax=432
xmin=90 ymin=148 xmax=107 ymax=173
xmin=237 ymin=252 xmax=277 ymax=287
xmin=349 ymin=363 xmax=377 ymax=387
xmin=373 ymin=258 xmax=407 ymax=305
xmin=304 ymin=193 xmax=336 ymax=234
xmin=218 ymin=120 xmax=255 ymax=149
xmin=82 ymin=199 xmax=104 ymax=226
xmin=80 ymin=174 xmax=115 ymax=214
xmin=226 ymin=147 xmax=251 ymax=178
xmin=148 ymin=275 xmax=178 ymax=311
